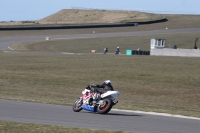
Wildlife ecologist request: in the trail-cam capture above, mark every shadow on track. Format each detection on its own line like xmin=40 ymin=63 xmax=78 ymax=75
xmin=107 ymin=112 xmax=143 ymax=117
xmin=80 ymin=111 xmax=143 ymax=117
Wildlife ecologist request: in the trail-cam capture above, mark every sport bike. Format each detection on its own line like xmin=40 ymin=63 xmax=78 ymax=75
xmin=73 ymin=85 xmax=120 ymax=114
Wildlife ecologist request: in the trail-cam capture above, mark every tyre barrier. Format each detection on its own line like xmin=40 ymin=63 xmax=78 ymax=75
xmin=126 ymin=50 xmax=150 ymax=55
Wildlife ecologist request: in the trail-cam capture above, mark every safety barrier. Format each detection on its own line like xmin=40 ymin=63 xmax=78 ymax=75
xmin=0 ymin=18 xmax=167 ymax=30
xmin=126 ymin=50 xmax=150 ymax=55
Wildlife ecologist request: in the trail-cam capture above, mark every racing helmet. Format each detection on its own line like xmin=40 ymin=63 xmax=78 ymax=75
xmin=104 ymin=80 xmax=112 ymax=85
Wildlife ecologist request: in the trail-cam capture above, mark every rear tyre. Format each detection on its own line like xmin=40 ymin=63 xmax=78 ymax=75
xmin=72 ymin=98 xmax=83 ymax=112
xmin=97 ymin=98 xmax=112 ymax=114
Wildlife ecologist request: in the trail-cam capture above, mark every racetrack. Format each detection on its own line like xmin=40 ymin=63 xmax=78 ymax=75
xmin=1 ymin=28 xmax=200 ymax=133
xmin=0 ymin=99 xmax=200 ymax=133
xmin=1 ymin=28 xmax=200 ymax=51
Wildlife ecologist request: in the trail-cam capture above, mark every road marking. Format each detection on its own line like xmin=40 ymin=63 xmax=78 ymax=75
xmin=52 ymin=36 xmax=98 ymax=40
xmin=61 ymin=52 xmax=75 ymax=54
xmin=112 ymin=109 xmax=200 ymax=120
xmin=8 ymin=47 xmax=14 ymax=50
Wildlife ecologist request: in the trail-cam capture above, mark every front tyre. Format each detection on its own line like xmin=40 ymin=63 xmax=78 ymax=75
xmin=97 ymin=98 xmax=112 ymax=114
xmin=73 ymin=98 xmax=83 ymax=112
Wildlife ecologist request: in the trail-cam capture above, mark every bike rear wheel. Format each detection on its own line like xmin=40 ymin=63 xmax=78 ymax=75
xmin=97 ymin=98 xmax=112 ymax=114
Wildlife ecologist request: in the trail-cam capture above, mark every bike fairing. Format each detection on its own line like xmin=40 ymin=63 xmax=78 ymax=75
xmin=83 ymin=84 xmax=108 ymax=112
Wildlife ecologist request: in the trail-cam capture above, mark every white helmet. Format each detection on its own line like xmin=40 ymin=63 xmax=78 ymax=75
xmin=104 ymin=80 xmax=112 ymax=84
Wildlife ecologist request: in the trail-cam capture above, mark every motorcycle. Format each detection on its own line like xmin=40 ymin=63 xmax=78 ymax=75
xmin=104 ymin=48 xmax=108 ymax=54
xmin=73 ymin=85 xmax=120 ymax=114
xmin=115 ymin=49 xmax=120 ymax=54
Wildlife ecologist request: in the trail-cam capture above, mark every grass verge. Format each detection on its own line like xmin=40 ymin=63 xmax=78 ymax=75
xmin=0 ymin=121 xmax=126 ymax=133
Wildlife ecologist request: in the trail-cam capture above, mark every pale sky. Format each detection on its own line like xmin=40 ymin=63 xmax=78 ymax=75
xmin=0 ymin=0 xmax=200 ymax=21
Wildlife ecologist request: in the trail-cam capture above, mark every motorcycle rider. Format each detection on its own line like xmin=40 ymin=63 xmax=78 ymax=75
xmin=86 ymin=80 xmax=114 ymax=104
xmin=115 ymin=46 xmax=120 ymax=54
xmin=99 ymin=80 xmax=114 ymax=91
xmin=104 ymin=47 xmax=108 ymax=54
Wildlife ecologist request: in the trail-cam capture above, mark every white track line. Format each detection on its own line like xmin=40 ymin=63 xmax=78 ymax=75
xmin=8 ymin=47 xmax=14 ymax=50
xmin=112 ymin=109 xmax=200 ymax=120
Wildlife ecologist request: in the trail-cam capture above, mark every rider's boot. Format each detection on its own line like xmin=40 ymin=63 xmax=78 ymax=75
xmin=86 ymin=98 xmax=93 ymax=105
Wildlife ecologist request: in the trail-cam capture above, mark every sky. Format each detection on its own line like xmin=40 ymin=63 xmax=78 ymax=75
xmin=0 ymin=0 xmax=200 ymax=21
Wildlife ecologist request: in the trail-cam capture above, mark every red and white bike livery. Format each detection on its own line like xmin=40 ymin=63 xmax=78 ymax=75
xmin=73 ymin=85 xmax=120 ymax=114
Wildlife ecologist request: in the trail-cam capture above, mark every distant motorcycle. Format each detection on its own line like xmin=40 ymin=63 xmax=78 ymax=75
xmin=104 ymin=47 xmax=108 ymax=54
xmin=115 ymin=50 xmax=120 ymax=54
xmin=115 ymin=47 xmax=120 ymax=54
xmin=73 ymin=85 xmax=120 ymax=114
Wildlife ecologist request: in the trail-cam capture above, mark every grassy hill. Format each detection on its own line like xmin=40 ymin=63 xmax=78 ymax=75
xmin=1 ymin=9 xmax=200 ymax=29
xmin=38 ymin=9 xmax=164 ymax=24
xmin=0 ymin=9 xmax=165 ymax=26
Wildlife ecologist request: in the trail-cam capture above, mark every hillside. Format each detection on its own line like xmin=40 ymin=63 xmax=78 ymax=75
xmin=38 ymin=9 xmax=164 ymax=24
xmin=2 ymin=9 xmax=200 ymax=29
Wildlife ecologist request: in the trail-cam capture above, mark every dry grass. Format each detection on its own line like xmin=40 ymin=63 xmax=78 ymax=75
xmin=39 ymin=9 xmax=164 ymax=24
xmin=0 ymin=121 xmax=125 ymax=133
xmin=0 ymin=9 xmax=164 ymax=25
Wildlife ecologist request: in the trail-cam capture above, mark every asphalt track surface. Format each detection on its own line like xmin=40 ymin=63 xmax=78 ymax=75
xmin=1 ymin=28 xmax=200 ymax=133
xmin=1 ymin=28 xmax=200 ymax=51
xmin=0 ymin=99 xmax=200 ymax=133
